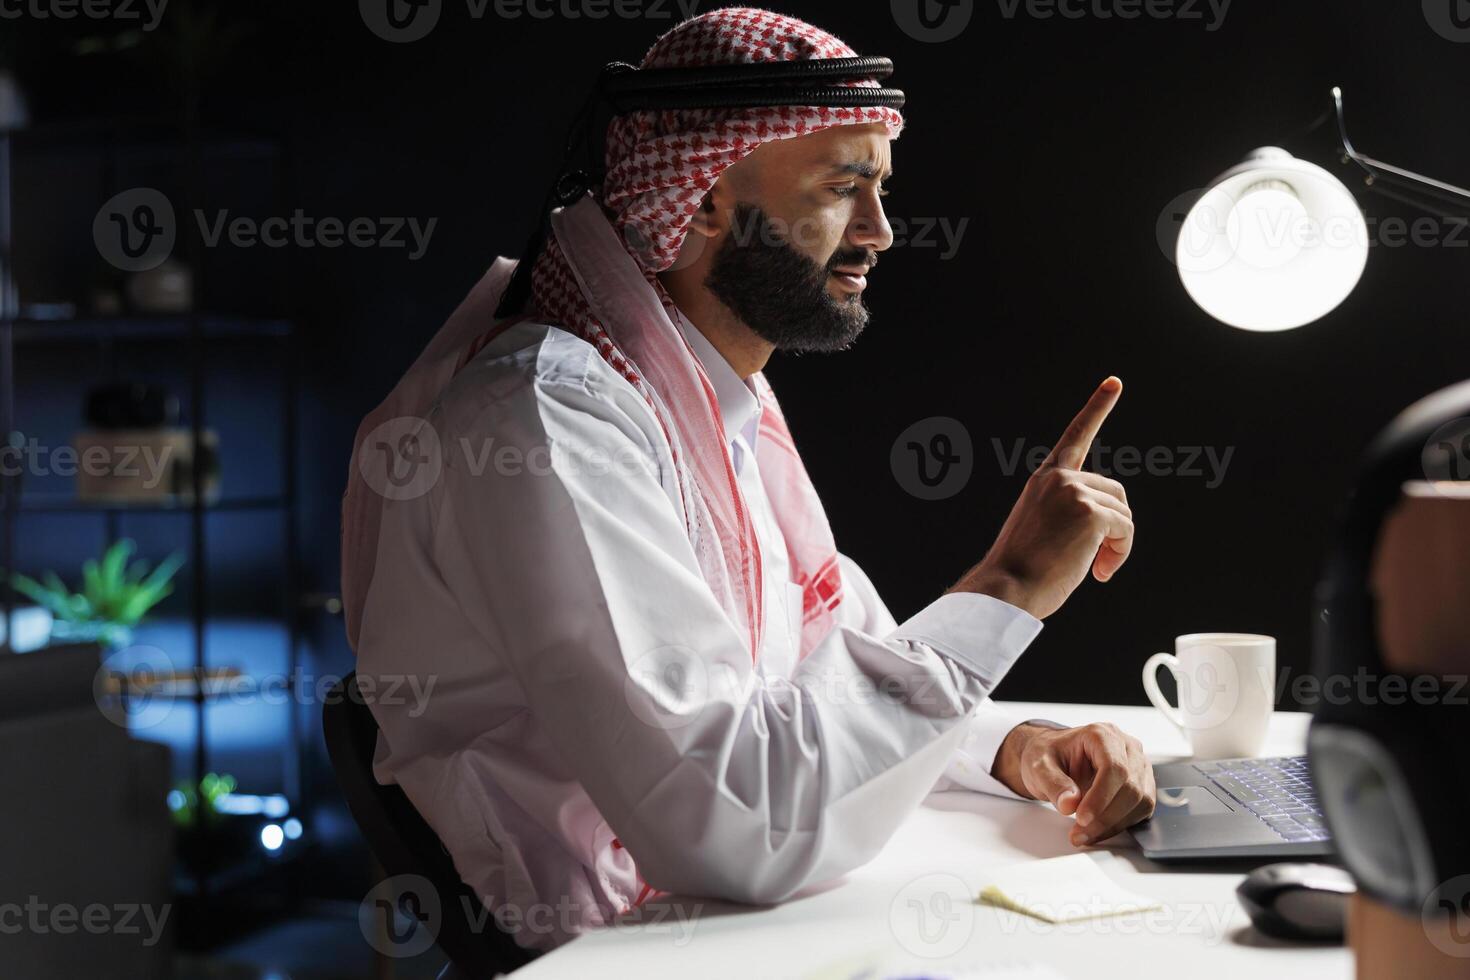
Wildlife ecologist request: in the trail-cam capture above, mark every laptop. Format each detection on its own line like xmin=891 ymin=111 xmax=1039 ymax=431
xmin=1129 ymin=755 xmax=1335 ymax=860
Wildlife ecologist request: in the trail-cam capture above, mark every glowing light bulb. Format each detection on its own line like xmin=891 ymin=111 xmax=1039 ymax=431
xmin=260 ymin=823 xmax=285 ymax=851
xmin=1227 ymin=182 xmax=1307 ymax=270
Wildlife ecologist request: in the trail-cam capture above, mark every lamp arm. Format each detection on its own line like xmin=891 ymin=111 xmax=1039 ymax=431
xmin=1333 ymin=86 xmax=1470 ymax=217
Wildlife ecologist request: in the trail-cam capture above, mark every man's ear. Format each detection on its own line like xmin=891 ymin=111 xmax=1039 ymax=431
xmin=686 ymin=182 xmax=732 ymax=240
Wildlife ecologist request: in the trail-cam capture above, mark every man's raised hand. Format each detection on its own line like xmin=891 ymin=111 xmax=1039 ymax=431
xmin=953 ymin=377 xmax=1134 ymax=620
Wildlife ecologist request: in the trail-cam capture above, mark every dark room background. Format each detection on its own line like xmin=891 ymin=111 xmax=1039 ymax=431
xmin=7 ymin=0 xmax=1467 ymax=906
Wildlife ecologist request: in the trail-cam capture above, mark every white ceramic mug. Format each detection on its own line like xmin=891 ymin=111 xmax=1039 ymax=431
xmin=1142 ymin=633 xmax=1276 ymax=759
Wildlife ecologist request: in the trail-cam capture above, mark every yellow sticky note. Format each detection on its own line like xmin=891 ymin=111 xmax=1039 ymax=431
xmin=978 ymin=854 xmax=1162 ymax=923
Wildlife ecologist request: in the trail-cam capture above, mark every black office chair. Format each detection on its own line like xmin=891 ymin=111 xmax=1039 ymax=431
xmin=322 ymin=672 xmax=537 ymax=978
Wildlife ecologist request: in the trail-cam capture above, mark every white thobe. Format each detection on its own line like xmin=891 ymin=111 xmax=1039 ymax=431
xmin=356 ymin=312 xmax=1047 ymax=951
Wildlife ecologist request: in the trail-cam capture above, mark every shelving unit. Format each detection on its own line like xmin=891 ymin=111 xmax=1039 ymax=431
xmin=0 ymin=110 xmax=311 ymax=945
xmin=0 ymin=313 xmax=304 ymax=900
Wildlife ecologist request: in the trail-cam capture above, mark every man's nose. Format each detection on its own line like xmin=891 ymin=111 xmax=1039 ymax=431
xmin=848 ymin=196 xmax=894 ymax=254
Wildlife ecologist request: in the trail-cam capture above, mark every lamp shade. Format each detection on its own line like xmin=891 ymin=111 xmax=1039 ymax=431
xmin=1177 ymin=147 xmax=1367 ymax=332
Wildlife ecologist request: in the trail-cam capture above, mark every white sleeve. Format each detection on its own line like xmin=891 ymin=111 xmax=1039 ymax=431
xmin=434 ymin=360 xmax=1042 ymax=906
xmin=834 ymin=554 xmax=1059 ymax=801
xmin=934 ymin=702 xmax=1069 ymax=799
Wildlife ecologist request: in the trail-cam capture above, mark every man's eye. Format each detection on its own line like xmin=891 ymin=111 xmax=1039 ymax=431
xmin=831 ymin=185 xmax=859 ymax=198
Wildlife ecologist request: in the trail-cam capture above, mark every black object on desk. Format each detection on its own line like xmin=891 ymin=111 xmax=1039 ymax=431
xmin=1237 ymin=862 xmax=1355 ymax=942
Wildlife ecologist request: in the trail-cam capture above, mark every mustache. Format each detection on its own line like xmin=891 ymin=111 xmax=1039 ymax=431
xmin=826 ymin=246 xmax=878 ymax=273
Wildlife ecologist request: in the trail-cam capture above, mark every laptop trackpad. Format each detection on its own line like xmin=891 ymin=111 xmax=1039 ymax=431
xmin=1155 ymin=785 xmax=1234 ymax=815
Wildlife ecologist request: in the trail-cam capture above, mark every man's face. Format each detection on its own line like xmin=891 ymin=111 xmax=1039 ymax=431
xmin=699 ymin=123 xmax=895 ymax=353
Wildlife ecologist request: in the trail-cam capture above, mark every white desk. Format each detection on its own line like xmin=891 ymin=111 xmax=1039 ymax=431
xmin=513 ymin=702 xmax=1352 ymax=979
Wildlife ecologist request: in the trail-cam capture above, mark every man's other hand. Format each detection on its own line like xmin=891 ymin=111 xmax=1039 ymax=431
xmin=991 ymin=722 xmax=1157 ymax=846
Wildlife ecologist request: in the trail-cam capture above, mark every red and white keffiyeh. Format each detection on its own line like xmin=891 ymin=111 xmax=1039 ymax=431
xmin=342 ymin=7 xmax=904 ymax=661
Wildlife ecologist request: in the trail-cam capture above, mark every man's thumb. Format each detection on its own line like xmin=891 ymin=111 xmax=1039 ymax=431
xmin=1030 ymin=753 xmax=1081 ymax=815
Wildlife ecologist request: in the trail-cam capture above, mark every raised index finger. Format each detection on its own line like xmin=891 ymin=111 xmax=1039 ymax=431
xmin=1042 ymin=377 xmax=1123 ymax=471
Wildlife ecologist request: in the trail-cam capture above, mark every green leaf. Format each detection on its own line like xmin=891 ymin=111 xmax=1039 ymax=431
xmin=142 ymin=551 xmax=185 ymax=593
xmin=117 ymin=582 xmax=172 ymax=626
xmin=10 ymin=572 xmax=70 ymax=618
xmin=9 ymin=571 xmax=47 ymax=601
xmin=65 ymin=593 xmax=94 ymax=623
xmin=102 ymin=539 xmax=134 ymax=585
xmin=82 ymin=559 xmax=104 ymax=607
xmin=110 ymin=551 xmax=183 ymax=626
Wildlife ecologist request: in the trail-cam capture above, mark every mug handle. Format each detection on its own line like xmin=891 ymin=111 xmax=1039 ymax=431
xmin=1142 ymin=652 xmax=1187 ymax=734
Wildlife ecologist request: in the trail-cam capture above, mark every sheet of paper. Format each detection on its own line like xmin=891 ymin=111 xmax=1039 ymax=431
xmin=977 ymin=853 xmax=1162 ymax=923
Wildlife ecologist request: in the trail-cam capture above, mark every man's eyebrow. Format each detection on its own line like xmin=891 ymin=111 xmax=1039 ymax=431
xmin=825 ymin=160 xmax=893 ymax=181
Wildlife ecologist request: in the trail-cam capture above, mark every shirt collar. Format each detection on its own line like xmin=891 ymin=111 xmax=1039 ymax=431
xmin=674 ymin=309 xmax=763 ymax=452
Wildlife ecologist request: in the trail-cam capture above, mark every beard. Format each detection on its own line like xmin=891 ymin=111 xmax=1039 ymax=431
xmin=703 ymin=203 xmax=877 ymax=354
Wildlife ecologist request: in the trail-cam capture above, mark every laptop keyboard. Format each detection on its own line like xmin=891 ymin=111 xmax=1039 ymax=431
xmin=1191 ymin=756 xmax=1330 ymax=843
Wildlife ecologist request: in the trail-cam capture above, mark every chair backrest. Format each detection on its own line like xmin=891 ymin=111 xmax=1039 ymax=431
xmin=322 ymin=673 xmax=536 ymax=976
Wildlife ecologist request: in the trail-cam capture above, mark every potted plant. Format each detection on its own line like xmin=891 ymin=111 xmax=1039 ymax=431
xmin=10 ymin=538 xmax=184 ymax=649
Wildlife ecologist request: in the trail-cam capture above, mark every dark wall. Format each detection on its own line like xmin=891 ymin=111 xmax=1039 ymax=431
xmin=15 ymin=0 xmax=1470 ymax=714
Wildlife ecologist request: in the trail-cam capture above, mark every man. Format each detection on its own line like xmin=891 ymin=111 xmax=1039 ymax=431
xmin=341 ymin=6 xmax=1155 ymax=952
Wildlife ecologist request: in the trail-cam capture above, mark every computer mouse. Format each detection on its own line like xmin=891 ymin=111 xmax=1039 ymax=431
xmin=1236 ymin=862 xmax=1355 ymax=942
